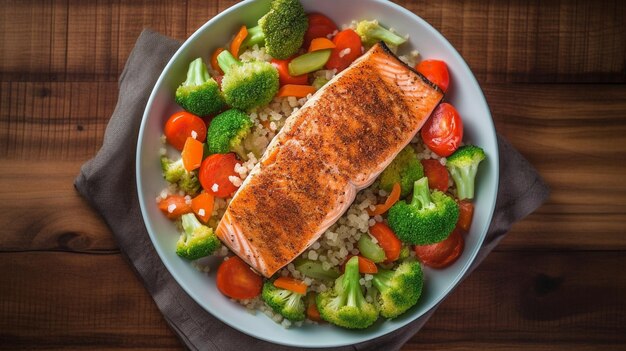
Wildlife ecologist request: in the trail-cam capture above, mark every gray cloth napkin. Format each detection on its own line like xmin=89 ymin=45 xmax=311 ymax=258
xmin=75 ymin=29 xmax=549 ymax=351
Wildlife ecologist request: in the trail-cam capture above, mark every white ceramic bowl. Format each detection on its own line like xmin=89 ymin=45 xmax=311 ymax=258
xmin=137 ymin=0 xmax=498 ymax=347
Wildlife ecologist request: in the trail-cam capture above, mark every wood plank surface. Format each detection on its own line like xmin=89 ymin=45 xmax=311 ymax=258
xmin=1 ymin=0 xmax=625 ymax=350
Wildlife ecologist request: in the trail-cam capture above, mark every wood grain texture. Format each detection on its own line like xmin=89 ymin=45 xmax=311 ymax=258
xmin=1 ymin=252 xmax=624 ymax=350
xmin=0 ymin=0 xmax=625 ymax=349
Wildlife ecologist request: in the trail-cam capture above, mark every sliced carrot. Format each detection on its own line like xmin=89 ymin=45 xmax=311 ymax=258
xmin=369 ymin=222 xmax=402 ymax=263
xmin=308 ymin=37 xmax=336 ymax=52
xmin=274 ymin=277 xmax=307 ymax=295
xmin=191 ymin=192 xmax=214 ymax=223
xmin=276 ymin=84 xmax=317 ymax=98
xmin=211 ymin=48 xmax=225 ymax=74
xmin=230 ymin=25 xmax=248 ymax=58
xmin=181 ymin=137 xmax=204 ymax=171
xmin=367 ymin=182 xmax=401 ymax=216
xmin=158 ymin=195 xmax=192 ymax=220
xmin=341 ymin=255 xmax=378 ymax=274
xmin=306 ymin=293 xmax=323 ymax=322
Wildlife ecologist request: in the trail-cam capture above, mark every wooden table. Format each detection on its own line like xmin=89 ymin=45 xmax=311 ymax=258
xmin=1 ymin=0 xmax=625 ymax=349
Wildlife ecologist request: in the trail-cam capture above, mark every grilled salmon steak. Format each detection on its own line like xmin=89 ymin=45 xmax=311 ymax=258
xmin=216 ymin=42 xmax=444 ymax=277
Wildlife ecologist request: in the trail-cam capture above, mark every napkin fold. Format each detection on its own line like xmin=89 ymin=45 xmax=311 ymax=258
xmin=75 ymin=29 xmax=549 ymax=351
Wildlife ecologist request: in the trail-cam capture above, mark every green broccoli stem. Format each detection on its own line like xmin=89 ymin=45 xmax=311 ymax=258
xmin=344 ymin=257 xmax=365 ymax=308
xmin=185 ymin=58 xmax=211 ymax=86
xmin=370 ymin=27 xmax=407 ymax=46
xmin=450 ymin=165 xmax=479 ymax=200
xmin=181 ymin=213 xmax=201 ymax=237
xmin=231 ymin=144 xmax=249 ymax=162
xmin=372 ymin=269 xmax=394 ymax=293
xmin=217 ymin=50 xmax=243 ymax=74
xmin=242 ymin=25 xmax=265 ymax=49
xmin=411 ymin=177 xmax=432 ymax=210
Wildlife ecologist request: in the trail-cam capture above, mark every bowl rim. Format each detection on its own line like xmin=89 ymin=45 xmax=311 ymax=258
xmin=136 ymin=0 xmax=499 ymax=347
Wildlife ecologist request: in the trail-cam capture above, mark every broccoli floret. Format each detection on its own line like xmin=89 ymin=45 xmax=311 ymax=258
xmin=175 ymin=58 xmax=225 ymax=116
xmin=160 ymin=156 xmax=200 ymax=195
xmin=388 ymin=177 xmax=459 ymax=245
xmin=243 ymin=0 xmax=308 ymax=59
xmin=262 ymin=281 xmax=306 ymax=321
xmin=446 ymin=145 xmax=486 ymax=200
xmin=175 ymin=213 xmax=221 ymax=260
xmin=217 ymin=50 xmax=279 ymax=110
xmin=316 ymin=256 xmax=379 ymax=329
xmin=312 ymin=76 xmax=329 ymax=90
xmin=206 ymin=109 xmax=252 ymax=159
xmin=379 ymin=146 xmax=424 ymax=197
xmin=355 ymin=20 xmax=407 ymax=47
xmin=294 ymin=258 xmax=341 ymax=281
xmin=372 ymin=260 xmax=423 ymax=318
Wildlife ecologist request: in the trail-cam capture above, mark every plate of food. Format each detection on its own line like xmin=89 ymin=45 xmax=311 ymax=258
xmin=136 ymin=0 xmax=498 ymax=347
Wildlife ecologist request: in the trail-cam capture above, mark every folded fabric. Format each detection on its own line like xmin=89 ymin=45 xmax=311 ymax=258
xmin=75 ymin=29 xmax=549 ymax=351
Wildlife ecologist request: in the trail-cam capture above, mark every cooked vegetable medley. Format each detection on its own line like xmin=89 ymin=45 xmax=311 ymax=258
xmin=156 ymin=0 xmax=486 ymax=329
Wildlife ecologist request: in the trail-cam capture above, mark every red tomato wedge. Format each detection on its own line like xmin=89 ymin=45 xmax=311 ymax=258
xmin=415 ymin=60 xmax=450 ymax=93
xmin=325 ymin=29 xmax=362 ymax=72
xmin=421 ymin=159 xmax=450 ymax=192
xmin=369 ymin=222 xmax=402 ymax=263
xmin=271 ymin=58 xmax=308 ymax=86
xmin=421 ymin=103 xmax=463 ymax=157
xmin=190 ymin=192 xmax=214 ymax=224
xmin=456 ymin=200 xmax=474 ymax=232
xmin=303 ymin=13 xmax=338 ymax=47
xmin=181 ymin=137 xmax=203 ymax=171
xmin=158 ymin=195 xmax=192 ymax=220
xmin=164 ymin=111 xmax=207 ymax=151
xmin=274 ymin=277 xmax=307 ymax=295
xmin=198 ymin=153 xmax=239 ymax=198
xmin=414 ymin=228 xmax=464 ymax=269
xmin=216 ymin=256 xmax=263 ymax=300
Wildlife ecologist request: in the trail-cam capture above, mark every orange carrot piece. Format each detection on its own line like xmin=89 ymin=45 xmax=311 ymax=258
xmin=341 ymin=255 xmax=379 ymax=274
xmin=191 ymin=192 xmax=214 ymax=223
xmin=211 ymin=48 xmax=225 ymax=74
xmin=181 ymin=137 xmax=204 ymax=171
xmin=276 ymin=84 xmax=317 ymax=98
xmin=369 ymin=222 xmax=402 ymax=263
xmin=306 ymin=293 xmax=323 ymax=322
xmin=274 ymin=277 xmax=307 ymax=295
xmin=367 ymin=182 xmax=401 ymax=216
xmin=308 ymin=37 xmax=336 ymax=52
xmin=230 ymin=25 xmax=248 ymax=58
xmin=158 ymin=195 xmax=192 ymax=220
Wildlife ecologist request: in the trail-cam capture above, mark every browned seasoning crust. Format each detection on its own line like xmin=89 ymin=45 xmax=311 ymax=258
xmin=217 ymin=43 xmax=444 ymax=277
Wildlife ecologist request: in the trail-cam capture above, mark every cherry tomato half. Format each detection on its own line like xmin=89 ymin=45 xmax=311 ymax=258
xmin=216 ymin=256 xmax=263 ymax=300
xmin=198 ymin=153 xmax=239 ymax=198
xmin=421 ymin=103 xmax=463 ymax=157
xmin=325 ymin=29 xmax=362 ymax=72
xmin=421 ymin=159 xmax=450 ymax=192
xmin=303 ymin=13 xmax=338 ymax=47
xmin=414 ymin=228 xmax=464 ymax=269
xmin=416 ymin=60 xmax=450 ymax=93
xmin=271 ymin=58 xmax=309 ymax=86
xmin=164 ymin=111 xmax=207 ymax=151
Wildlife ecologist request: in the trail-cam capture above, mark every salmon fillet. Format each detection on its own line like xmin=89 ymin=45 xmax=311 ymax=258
xmin=216 ymin=42 xmax=444 ymax=277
